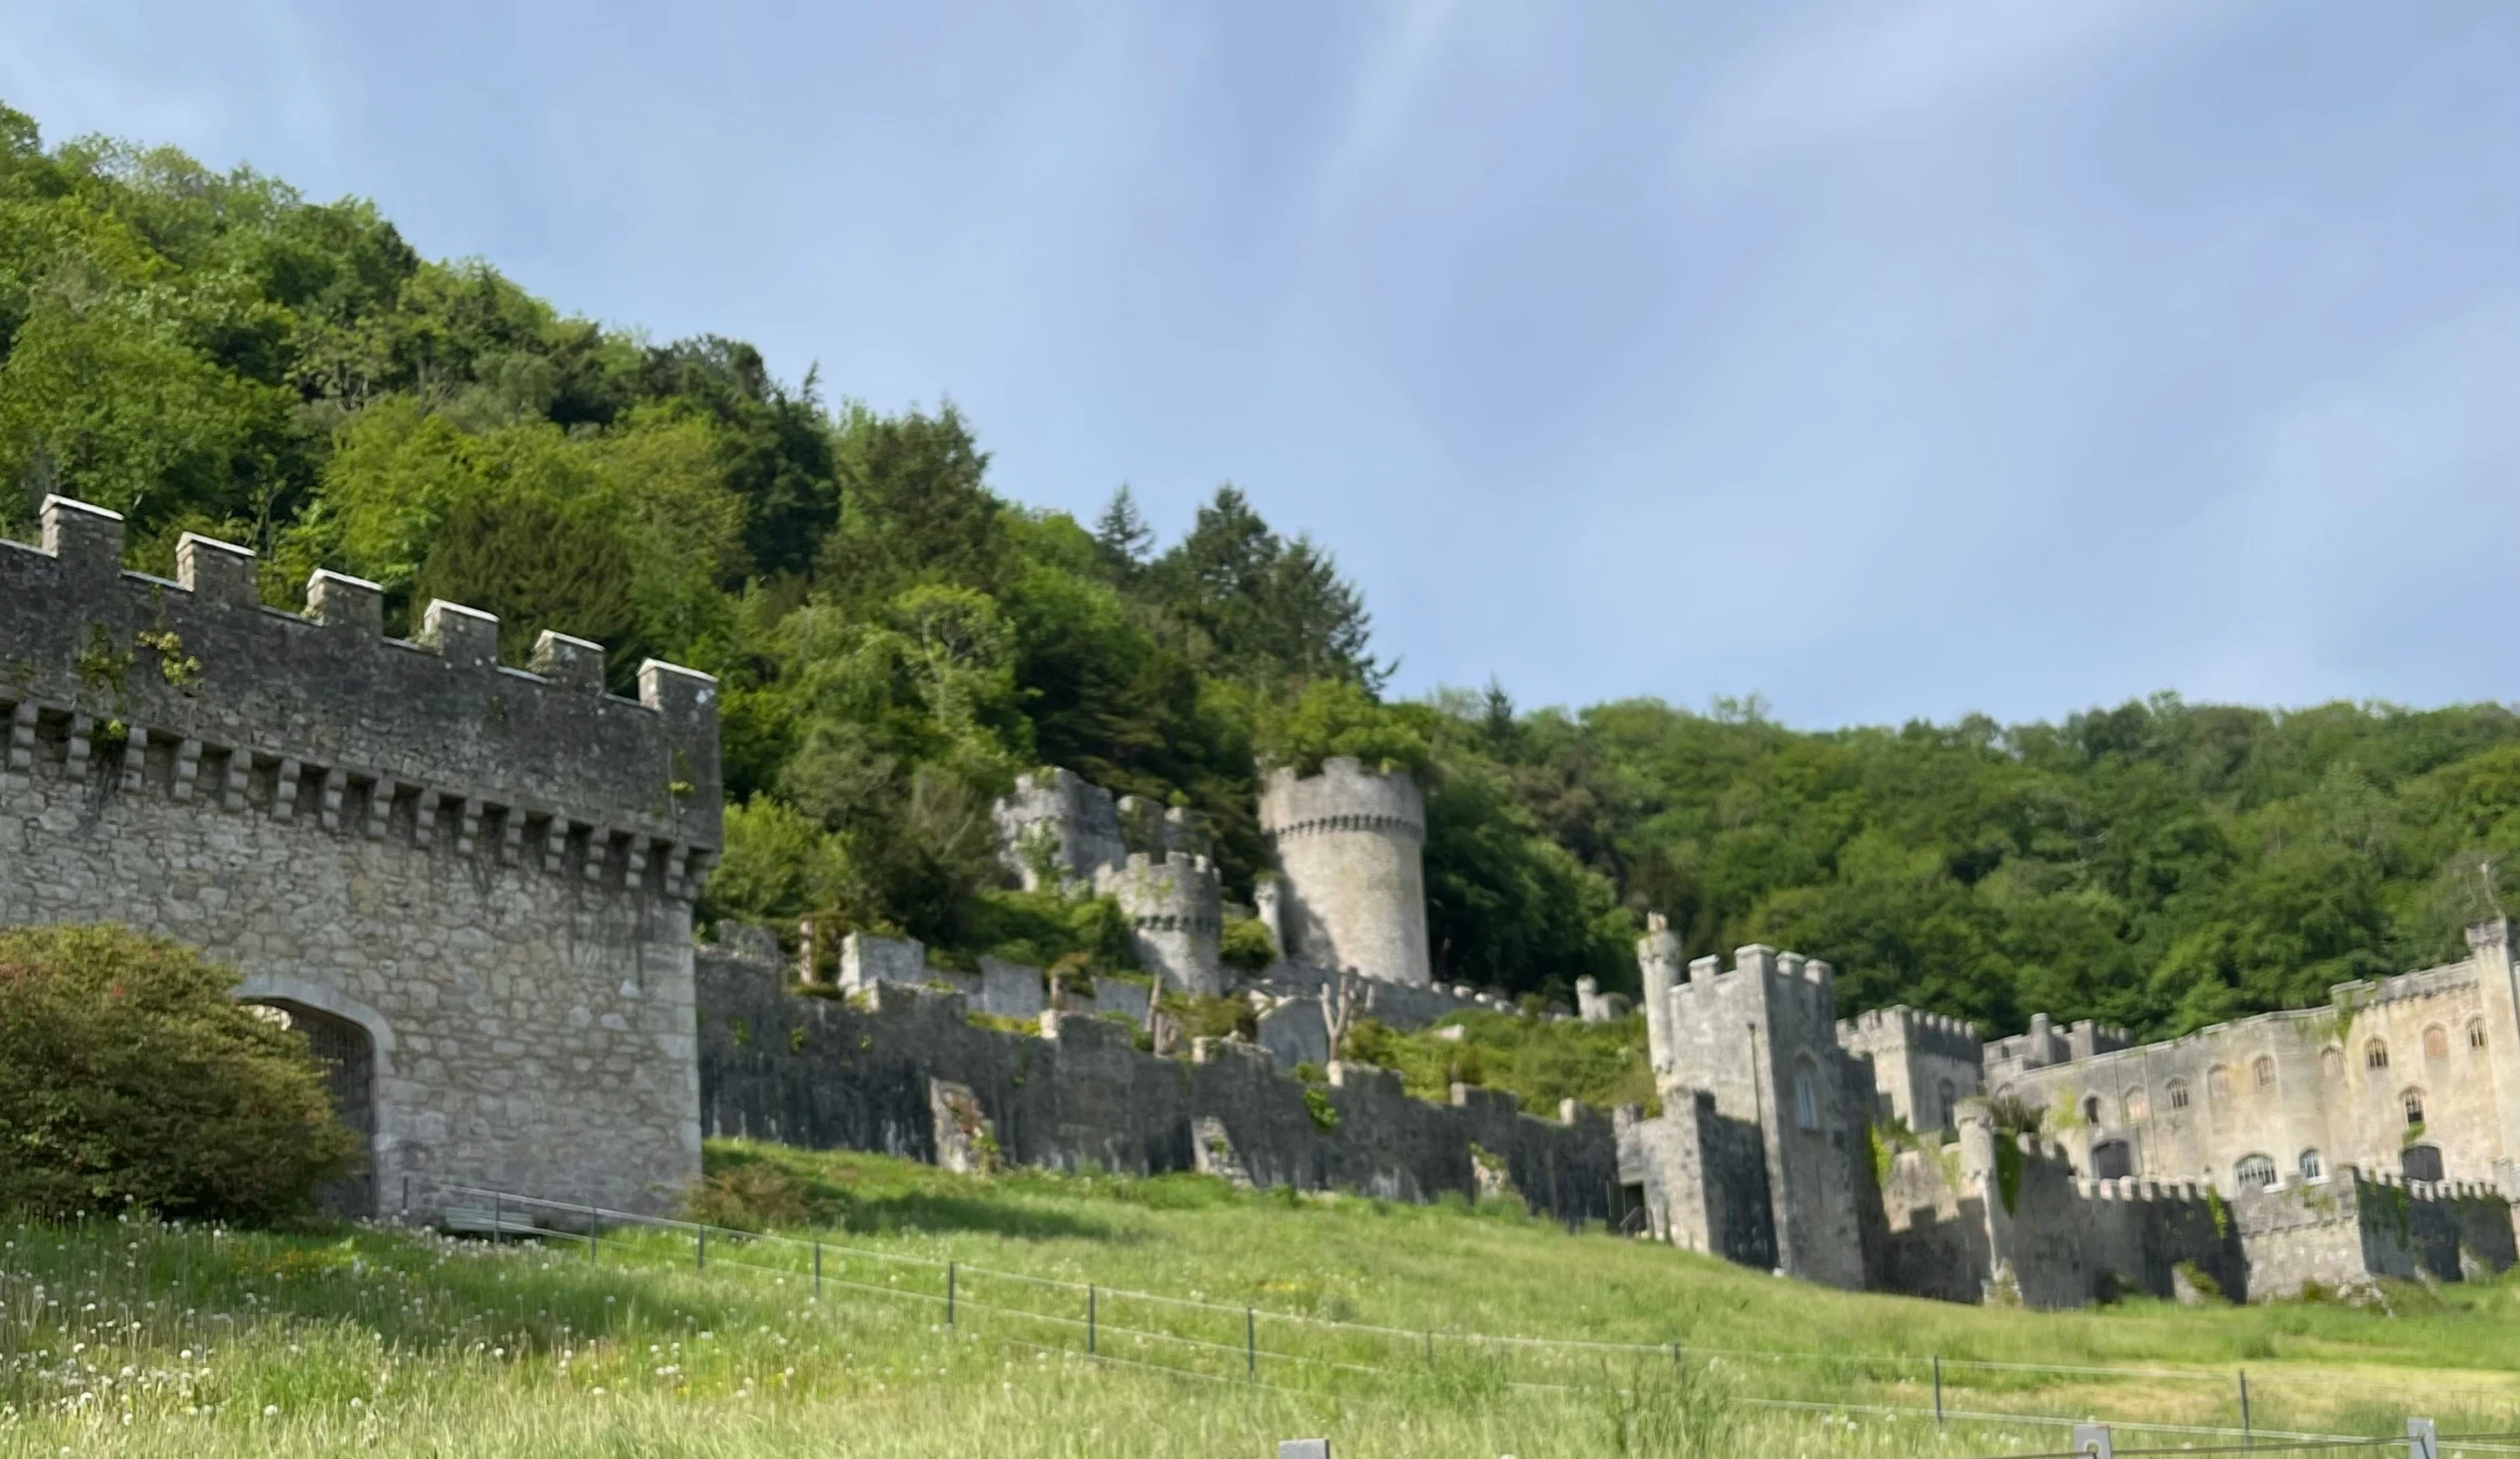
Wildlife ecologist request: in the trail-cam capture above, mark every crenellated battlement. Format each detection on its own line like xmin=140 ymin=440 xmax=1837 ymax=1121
xmin=1837 ymin=1004 xmax=1983 ymax=1062
xmin=0 ymin=496 xmax=722 ymax=898
xmin=1259 ymin=756 xmax=1427 ymax=842
xmin=1666 ymin=942 xmax=1835 ymax=995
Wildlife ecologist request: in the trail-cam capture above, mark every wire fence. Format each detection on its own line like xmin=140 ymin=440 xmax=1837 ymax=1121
xmin=417 ymin=1179 xmax=2520 ymax=1453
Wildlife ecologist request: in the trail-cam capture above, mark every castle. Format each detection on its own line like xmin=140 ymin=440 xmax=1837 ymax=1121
xmin=9 ymin=490 xmax=2514 ymax=1304
xmin=0 ymin=496 xmax=722 ymax=1218
xmin=1621 ymin=918 xmax=2520 ymax=1302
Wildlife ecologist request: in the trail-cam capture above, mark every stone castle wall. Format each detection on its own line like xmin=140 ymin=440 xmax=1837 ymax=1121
xmin=1260 ymin=758 xmax=1430 ymax=988
xmin=1993 ymin=935 xmax=2520 ymax=1195
xmin=694 ymin=940 xmax=1617 ymax=1219
xmin=0 ymin=497 xmax=722 ymax=1216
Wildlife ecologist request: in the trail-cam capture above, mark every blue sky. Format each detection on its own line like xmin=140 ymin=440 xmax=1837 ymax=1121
xmin=5 ymin=2 xmax=2516 ymax=728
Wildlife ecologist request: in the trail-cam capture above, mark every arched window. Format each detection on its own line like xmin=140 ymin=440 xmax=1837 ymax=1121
xmin=2082 ymin=1094 xmax=2102 ymax=1124
xmin=2298 ymin=1148 xmax=2323 ymax=1181
xmin=2402 ymin=1088 xmax=2425 ymax=1127
xmin=2207 ymin=1066 xmax=2232 ymax=1100
xmin=2470 ymin=1020 xmax=2489 ymax=1052
xmin=2321 ymin=1047 xmax=2344 ymax=1081
xmin=1936 ymin=1080 xmax=1957 ymax=1128
xmin=1793 ymin=1058 xmax=1820 ymax=1131
xmin=2166 ymin=1079 xmax=2190 ymax=1110
xmin=2365 ymin=1039 xmax=2389 ymax=1071
xmin=2424 ymin=1026 xmax=2449 ymax=1061
xmin=2124 ymin=1087 xmax=2149 ymax=1122
xmin=2234 ymin=1153 xmax=2278 ymax=1190
xmin=2252 ymin=1055 xmax=2276 ymax=1090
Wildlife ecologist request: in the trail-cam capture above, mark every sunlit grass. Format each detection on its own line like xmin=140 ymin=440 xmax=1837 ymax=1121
xmin=5 ymin=1141 xmax=2520 ymax=1456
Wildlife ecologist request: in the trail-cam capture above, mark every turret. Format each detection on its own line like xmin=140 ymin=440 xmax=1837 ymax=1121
xmin=1638 ymin=913 xmax=1683 ymax=1083
xmin=1259 ymin=757 xmax=1430 ymax=987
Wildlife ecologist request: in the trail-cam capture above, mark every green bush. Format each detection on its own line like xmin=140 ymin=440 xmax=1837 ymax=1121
xmin=1220 ymin=915 xmax=1277 ymax=973
xmin=0 ymin=925 xmax=359 ymax=1224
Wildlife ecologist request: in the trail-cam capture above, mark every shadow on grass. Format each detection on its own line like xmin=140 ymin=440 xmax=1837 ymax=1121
xmin=699 ymin=1142 xmax=1130 ymax=1242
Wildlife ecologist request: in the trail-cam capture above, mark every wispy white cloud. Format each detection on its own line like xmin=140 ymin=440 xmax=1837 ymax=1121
xmin=1674 ymin=0 xmax=2216 ymax=178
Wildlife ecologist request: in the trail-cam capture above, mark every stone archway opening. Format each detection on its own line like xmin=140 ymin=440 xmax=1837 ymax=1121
xmin=247 ymin=1001 xmax=378 ymax=1216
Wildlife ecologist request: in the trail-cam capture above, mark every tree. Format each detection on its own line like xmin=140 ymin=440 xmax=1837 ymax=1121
xmin=1093 ymin=484 xmax=1155 ymax=582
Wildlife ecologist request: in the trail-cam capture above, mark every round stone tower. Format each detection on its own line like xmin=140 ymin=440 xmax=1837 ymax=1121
xmin=1258 ymin=756 xmax=1431 ymax=987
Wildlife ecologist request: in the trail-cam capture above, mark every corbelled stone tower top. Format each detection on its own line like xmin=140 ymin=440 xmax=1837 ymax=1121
xmin=1259 ymin=756 xmax=1430 ymax=987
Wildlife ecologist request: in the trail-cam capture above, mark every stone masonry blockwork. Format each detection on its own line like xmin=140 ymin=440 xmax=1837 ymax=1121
xmin=0 ymin=497 xmax=723 ymax=1217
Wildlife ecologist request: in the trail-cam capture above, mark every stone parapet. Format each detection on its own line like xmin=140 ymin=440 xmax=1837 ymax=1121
xmin=0 ymin=498 xmax=721 ymax=896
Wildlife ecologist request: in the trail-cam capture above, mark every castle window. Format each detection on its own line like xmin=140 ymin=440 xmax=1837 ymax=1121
xmin=2234 ymin=1153 xmax=2277 ymax=1190
xmin=1793 ymin=1058 xmax=1820 ymax=1131
xmin=2298 ymin=1148 xmax=2323 ymax=1181
xmin=2424 ymin=1026 xmax=2449 ymax=1061
xmin=2365 ymin=1039 xmax=2389 ymax=1071
xmin=2207 ymin=1067 xmax=2231 ymax=1100
xmin=2321 ymin=1047 xmax=2344 ymax=1081
xmin=2252 ymin=1055 xmax=2275 ymax=1090
xmin=2166 ymin=1079 xmax=2189 ymax=1110
xmin=2092 ymin=1139 xmax=2132 ymax=1179
xmin=2471 ymin=1020 xmax=2490 ymax=1052
xmin=2403 ymin=1089 xmax=2425 ymax=1127
xmin=2082 ymin=1094 xmax=2101 ymax=1124
xmin=1936 ymin=1079 xmax=1957 ymax=1128
xmin=2124 ymin=1088 xmax=2149 ymax=1122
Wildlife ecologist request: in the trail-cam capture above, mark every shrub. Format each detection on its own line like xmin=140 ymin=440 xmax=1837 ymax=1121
xmin=685 ymin=1159 xmax=811 ymax=1231
xmin=1220 ymin=915 xmax=1277 ymax=974
xmin=0 ymin=924 xmax=359 ymax=1224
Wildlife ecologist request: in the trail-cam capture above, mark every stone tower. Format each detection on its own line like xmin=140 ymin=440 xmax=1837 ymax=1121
xmin=1647 ymin=941 xmax=1870 ymax=1289
xmin=1095 ymin=852 xmax=1225 ymax=997
xmin=992 ymin=767 xmax=1225 ymax=995
xmin=0 ymin=496 xmax=722 ymax=1218
xmin=1258 ymin=757 xmax=1430 ymax=987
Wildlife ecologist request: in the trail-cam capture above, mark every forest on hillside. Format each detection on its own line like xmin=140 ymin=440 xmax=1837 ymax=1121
xmin=9 ymin=102 xmax=2520 ymax=1043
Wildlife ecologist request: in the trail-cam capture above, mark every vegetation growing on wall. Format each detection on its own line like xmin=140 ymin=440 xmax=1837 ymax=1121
xmin=13 ymin=101 xmax=2520 ymax=1034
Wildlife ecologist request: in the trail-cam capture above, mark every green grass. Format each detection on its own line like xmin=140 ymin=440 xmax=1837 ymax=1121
xmin=1341 ymin=1010 xmax=1658 ymax=1113
xmin=8 ymin=1140 xmax=2520 ymax=1457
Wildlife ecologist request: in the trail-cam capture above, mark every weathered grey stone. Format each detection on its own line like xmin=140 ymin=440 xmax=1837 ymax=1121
xmin=0 ymin=499 xmax=720 ymax=1219
xmin=1260 ymin=757 xmax=1430 ymax=988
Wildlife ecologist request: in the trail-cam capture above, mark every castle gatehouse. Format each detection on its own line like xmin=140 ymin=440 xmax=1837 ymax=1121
xmin=0 ymin=495 xmax=722 ymax=1217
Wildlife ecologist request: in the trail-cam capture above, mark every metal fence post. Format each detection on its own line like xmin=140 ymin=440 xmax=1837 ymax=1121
xmin=946 ymin=1262 xmax=956 ymax=1326
xmin=2408 ymin=1417 xmax=2438 ymax=1459
xmin=2073 ymin=1422 xmax=2112 ymax=1458
xmin=2238 ymin=1369 xmax=2250 ymax=1444
xmin=813 ymin=1241 xmax=822 ymax=1299
xmin=1933 ymin=1355 xmax=1944 ymax=1425
xmin=697 ymin=1225 xmax=707 ymax=1271
xmin=492 ymin=1190 xmax=503 ymax=1239
xmin=1247 ymin=1308 xmax=1257 ymax=1380
xmin=1088 ymin=1285 xmax=1098 ymax=1356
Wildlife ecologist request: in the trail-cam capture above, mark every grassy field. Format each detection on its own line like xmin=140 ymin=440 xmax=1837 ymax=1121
xmin=6 ymin=1141 xmax=2520 ymax=1458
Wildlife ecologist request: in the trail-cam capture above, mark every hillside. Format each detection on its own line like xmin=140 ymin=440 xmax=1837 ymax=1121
xmin=9 ymin=100 xmax=2520 ymax=1042
xmin=7 ymin=1144 xmax=2520 ymax=1459
xmin=10 ymin=1142 xmax=2520 ymax=1458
